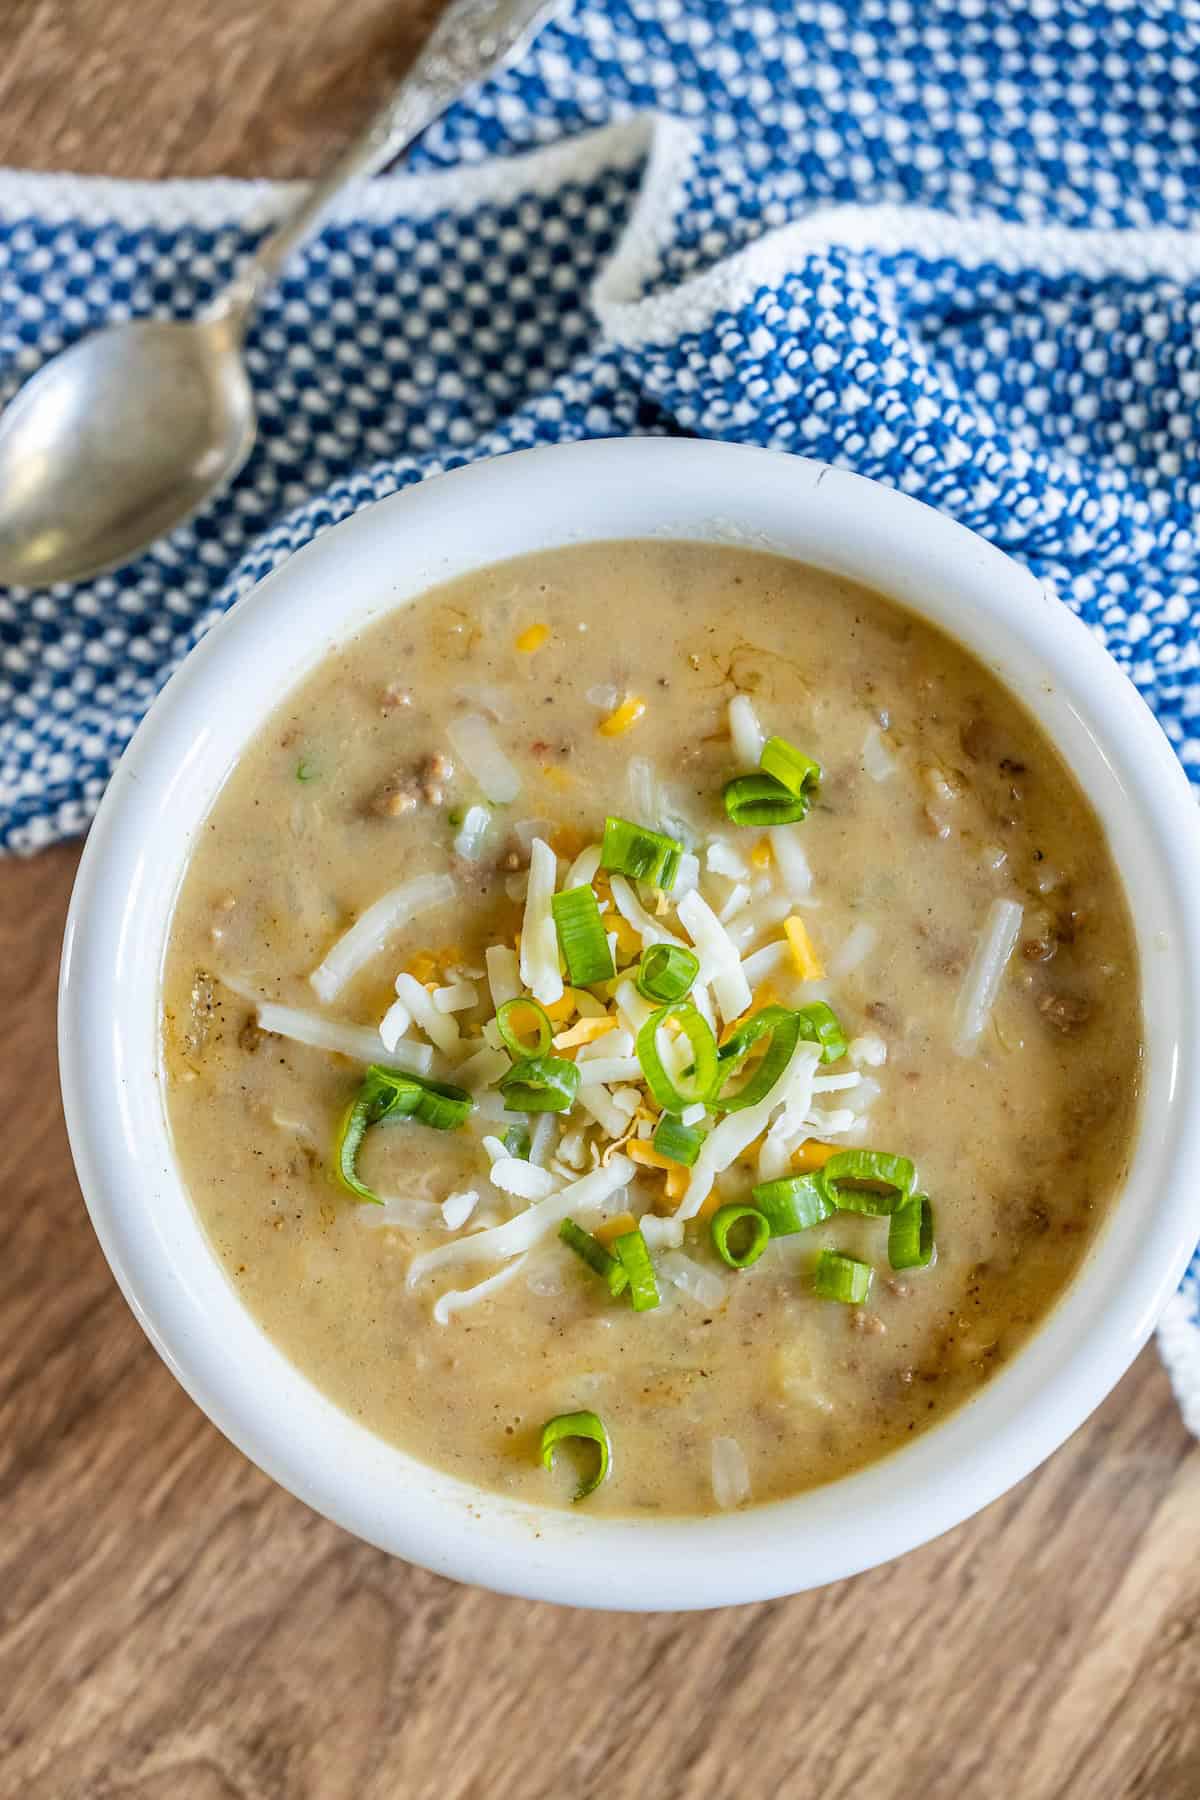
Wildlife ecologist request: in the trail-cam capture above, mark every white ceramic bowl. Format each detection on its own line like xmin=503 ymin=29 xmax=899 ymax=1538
xmin=60 ymin=439 xmax=1200 ymax=1610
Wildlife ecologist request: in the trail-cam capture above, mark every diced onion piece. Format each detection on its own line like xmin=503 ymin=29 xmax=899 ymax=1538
xmin=485 ymin=945 xmax=521 ymax=1011
xmin=378 ymin=997 xmax=412 ymax=1053
xmin=729 ymin=695 xmax=765 ymax=765
xmin=514 ymin=817 xmax=555 ymax=851
xmin=309 ymin=873 xmax=455 ymax=1002
xmin=674 ymin=851 xmax=700 ymax=896
xmin=640 ymin=1215 xmax=686 ymax=1252
xmin=253 ymin=997 xmax=436 ymax=1075
xmin=565 ymin=843 xmax=602 ymax=889
xmin=453 ymin=1044 xmax=511 ymax=1091
xmin=681 ymin=1101 xmax=708 ymax=1127
xmin=627 ymin=755 xmax=658 ymax=825
xmin=432 ymin=1256 xmax=528 ymax=1325
xmin=676 ymin=889 xmax=752 ymax=1023
xmin=706 ymin=839 xmax=749 ymax=880
xmin=658 ymin=1249 xmax=727 ymax=1307
xmin=489 ymin=1157 xmax=559 ymax=1201
xmin=812 ymin=1071 xmax=862 ymax=1094
xmin=766 ymin=824 xmax=813 ymax=899
xmin=588 ymin=682 xmax=621 ymax=712
xmin=453 ymin=804 xmax=492 ymax=860
xmin=954 ymin=898 xmax=1024 ymax=1056
xmin=711 ymin=1436 xmax=751 ymax=1510
xmin=393 ymin=972 xmax=462 ymax=1056
xmin=849 ymin=1032 xmax=888 ymax=1068
xmin=407 ymin=1156 xmax=635 ymax=1282
xmin=609 ymin=874 xmax=686 ymax=948
xmin=831 ymin=922 xmax=877 ymax=978
xmin=447 ymin=712 xmax=521 ymax=803
xmin=442 ymin=1189 xmax=479 ymax=1230
xmin=678 ymin=1040 xmax=821 ymax=1220
xmin=611 ymin=1086 xmax=642 ymax=1118
xmin=520 ymin=837 xmax=564 ymax=1007
xmin=862 ymin=724 xmax=898 ymax=781
xmin=433 ymin=980 xmax=478 ymax=1013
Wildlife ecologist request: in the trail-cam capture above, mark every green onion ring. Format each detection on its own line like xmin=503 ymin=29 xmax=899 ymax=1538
xmin=723 ymin=773 xmax=810 ymax=827
xmin=333 ymin=1064 xmax=474 ymax=1203
xmin=794 ymin=1000 xmax=848 ymax=1065
xmin=636 ymin=1001 xmax=719 ymax=1111
xmin=559 ymin=1217 xmax=629 ymax=1296
xmin=495 ymin=996 xmax=553 ymax=1059
xmin=811 ymin=1250 xmax=873 ymax=1304
xmin=819 ymin=1148 xmax=916 ymax=1216
xmin=759 ymin=735 xmax=822 ymax=801
xmin=499 ymin=1054 xmax=581 ymax=1114
xmin=711 ymin=1204 xmax=771 ymax=1270
xmin=612 ymin=1227 xmax=660 ymax=1311
xmin=713 ymin=1005 xmax=802 ymax=1112
xmin=652 ymin=1115 xmax=707 ymax=1167
xmin=552 ymin=885 xmax=616 ymax=986
xmin=888 ymin=1195 xmax=935 ymax=1270
xmin=636 ymin=942 xmax=700 ymax=1003
xmin=600 ymin=815 xmax=684 ymax=891
xmin=751 ymin=1172 xmax=837 ymax=1234
xmin=540 ymin=1410 xmax=612 ymax=1502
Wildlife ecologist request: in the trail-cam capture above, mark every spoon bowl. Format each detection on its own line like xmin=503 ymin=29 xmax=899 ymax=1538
xmin=0 ymin=317 xmax=255 ymax=588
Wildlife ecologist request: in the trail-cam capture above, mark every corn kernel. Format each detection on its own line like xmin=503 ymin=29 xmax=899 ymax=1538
xmin=784 ymin=915 xmax=825 ymax=980
xmin=598 ymin=695 xmax=647 ymax=737
xmin=515 ymin=622 xmax=549 ymax=653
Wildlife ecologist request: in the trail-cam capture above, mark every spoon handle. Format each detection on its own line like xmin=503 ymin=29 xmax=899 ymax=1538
xmin=219 ymin=0 xmax=564 ymax=324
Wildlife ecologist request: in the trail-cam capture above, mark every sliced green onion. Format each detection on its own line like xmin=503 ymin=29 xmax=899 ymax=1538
xmin=812 ymin=1250 xmax=873 ymax=1304
xmin=723 ymin=773 xmax=809 ymax=827
xmin=600 ymin=815 xmax=684 ymax=891
xmin=499 ymin=1054 xmax=580 ymax=1114
xmin=711 ymin=1204 xmax=771 ymax=1270
xmin=794 ymin=1000 xmax=848 ymax=1065
xmin=495 ymin=996 xmax=553 ymax=1059
xmin=636 ymin=1001 xmax=719 ymax=1111
xmin=612 ymin=1227 xmax=660 ymax=1311
xmin=296 ymin=758 xmax=318 ymax=782
xmin=558 ymin=1217 xmax=629 ymax=1296
xmin=552 ymin=885 xmax=615 ymax=986
xmin=759 ymin=735 xmax=822 ymax=802
xmin=636 ymin=941 xmax=700 ymax=1003
xmin=714 ymin=1005 xmax=802 ymax=1112
xmin=540 ymin=1410 xmax=612 ymax=1502
xmin=652 ymin=1115 xmax=707 ymax=1166
xmin=889 ymin=1195 xmax=935 ymax=1270
xmin=751 ymin=1172 xmax=837 ymax=1234
xmin=820 ymin=1148 xmax=916 ymax=1216
xmin=334 ymin=1064 xmax=473 ymax=1202
xmin=503 ymin=1124 xmax=532 ymax=1160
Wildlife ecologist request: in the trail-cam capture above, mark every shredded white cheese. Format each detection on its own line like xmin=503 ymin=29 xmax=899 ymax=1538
xmin=729 ymin=694 xmax=765 ymax=765
xmin=250 ymin=997 xmax=437 ymax=1075
xmin=565 ymin=843 xmax=603 ymax=889
xmin=678 ymin=1040 xmax=821 ymax=1219
xmin=765 ymin=825 xmax=813 ymax=899
xmin=676 ymin=888 xmax=752 ymax=1023
xmin=441 ymin=1189 xmax=479 ymax=1230
xmin=432 ymin=1256 xmax=528 ymax=1325
xmin=378 ymin=996 xmax=412 ymax=1053
xmin=609 ymin=874 xmax=686 ymax=948
xmin=453 ymin=804 xmax=492 ymax=860
xmin=453 ymin=1044 xmax=511 ymax=1091
xmin=831 ymin=923 xmax=878 ymax=977
xmin=485 ymin=944 xmax=521 ymax=1011
xmin=954 ymin=897 xmax=1024 ymax=1056
xmin=488 ymin=1158 xmax=558 ymax=1201
xmin=433 ymin=980 xmax=478 ymax=1013
xmin=308 ymin=872 xmax=455 ymax=1003
xmin=407 ymin=1155 xmax=634 ymax=1281
xmin=519 ymin=837 xmax=564 ymax=1006
xmin=393 ymin=972 xmax=462 ymax=1057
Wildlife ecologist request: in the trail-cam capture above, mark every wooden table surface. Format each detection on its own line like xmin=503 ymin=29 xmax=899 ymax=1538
xmin=4 ymin=6 xmax=1200 ymax=1796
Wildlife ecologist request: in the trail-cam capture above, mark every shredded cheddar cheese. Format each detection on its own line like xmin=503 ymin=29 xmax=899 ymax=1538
xmin=515 ymin=622 xmax=549 ymax=653
xmin=751 ymin=839 xmax=772 ymax=871
xmin=628 ymin=1140 xmax=677 ymax=1173
xmin=792 ymin=1137 xmax=839 ymax=1172
xmin=553 ymin=1016 xmax=616 ymax=1049
xmin=595 ymin=1210 xmax=638 ymax=1248
xmin=784 ymin=915 xmax=825 ymax=980
xmin=598 ymin=695 xmax=647 ymax=736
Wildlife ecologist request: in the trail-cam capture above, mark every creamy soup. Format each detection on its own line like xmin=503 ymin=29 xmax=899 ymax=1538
xmin=162 ymin=542 xmax=1141 ymax=1516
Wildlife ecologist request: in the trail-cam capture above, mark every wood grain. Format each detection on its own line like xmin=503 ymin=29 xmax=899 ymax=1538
xmin=2 ymin=8 xmax=1199 ymax=1797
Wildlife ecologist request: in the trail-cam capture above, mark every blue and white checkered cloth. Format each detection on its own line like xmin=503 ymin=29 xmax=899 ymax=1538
xmin=2 ymin=0 xmax=1198 ymax=1424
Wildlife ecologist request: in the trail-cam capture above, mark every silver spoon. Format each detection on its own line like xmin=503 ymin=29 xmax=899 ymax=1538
xmin=0 ymin=0 xmax=562 ymax=589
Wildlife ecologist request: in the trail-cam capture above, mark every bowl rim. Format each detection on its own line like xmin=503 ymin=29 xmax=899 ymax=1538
xmin=59 ymin=438 xmax=1200 ymax=1610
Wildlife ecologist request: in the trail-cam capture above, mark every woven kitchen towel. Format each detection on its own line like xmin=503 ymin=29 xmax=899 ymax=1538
xmin=1 ymin=0 xmax=1198 ymax=1418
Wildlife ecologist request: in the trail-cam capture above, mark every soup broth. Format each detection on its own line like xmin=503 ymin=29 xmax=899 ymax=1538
xmin=162 ymin=542 xmax=1141 ymax=1516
